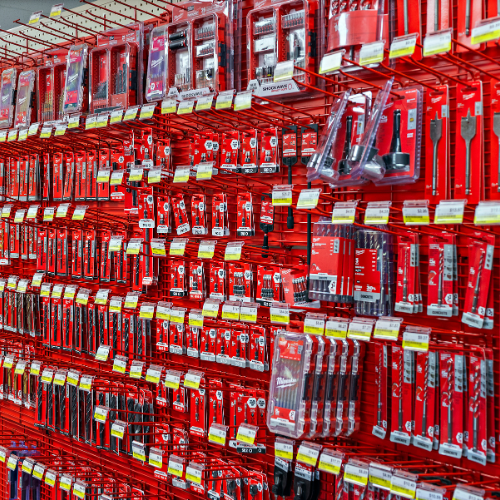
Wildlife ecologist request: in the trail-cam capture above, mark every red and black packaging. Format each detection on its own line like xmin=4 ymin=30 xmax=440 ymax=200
xmin=462 ymin=235 xmax=495 ymax=329
xmin=53 ymin=152 xmax=64 ymax=201
xmin=172 ymin=194 xmax=190 ymax=235
xmin=228 ymin=262 xmax=253 ymax=301
xmin=259 ymin=128 xmax=279 ymax=173
xmin=189 ymin=260 xmax=206 ymax=301
xmin=212 ymin=192 xmax=229 ymax=236
xmin=100 ymin=231 xmax=112 ymax=282
xmin=97 ymin=149 xmax=111 ymax=201
xmin=413 ymin=351 xmax=437 ymax=451
xmin=390 ymin=345 xmax=413 ymax=446
xmin=200 ymin=327 xmax=217 ymax=362
xmin=157 ymin=196 xmax=171 ymax=234
xmin=256 ymin=265 xmax=282 ymax=306
xmin=189 ymin=379 xmax=207 ymax=437
xmin=86 ymin=150 xmax=98 ymax=200
xmin=209 ymin=261 xmax=226 ymax=301
xmin=72 ymin=230 xmax=84 ymax=278
xmin=56 ymin=229 xmax=69 ymax=277
xmin=42 ymin=153 xmax=51 ymax=200
xmin=74 ymin=150 xmax=87 ymax=201
xmin=191 ymin=194 xmax=207 ymax=235
xmin=63 ymin=152 xmax=75 ymax=201
xmin=83 ymin=230 xmax=97 ymax=280
xmin=455 ymin=81 xmax=483 ymax=204
xmin=220 ymin=131 xmax=240 ymax=173
xmin=170 ymin=259 xmax=187 ymax=297
xmin=237 ymin=192 xmax=254 ymax=236
xmin=281 ymin=265 xmax=308 ymax=305
xmin=47 ymin=229 xmax=57 ymax=276
xmin=240 ymin=129 xmax=258 ymax=174
xmin=439 ymin=351 xmax=464 ymax=458
xmin=425 ymin=86 xmax=450 ymax=203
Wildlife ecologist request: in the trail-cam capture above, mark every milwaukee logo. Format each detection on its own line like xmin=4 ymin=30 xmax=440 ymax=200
xmin=68 ymin=73 xmax=78 ymax=83
xmin=276 ymin=376 xmax=297 ymax=389
xmin=152 ymin=57 xmax=164 ymax=68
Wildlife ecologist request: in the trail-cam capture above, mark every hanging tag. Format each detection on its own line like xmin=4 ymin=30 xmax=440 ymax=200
xmin=423 ymin=29 xmax=452 ymax=57
xmin=215 ymin=90 xmax=234 ymax=110
xmin=319 ymin=51 xmax=343 ymax=74
xmin=161 ymin=99 xmax=177 ymax=114
xmin=177 ymin=100 xmax=195 ymax=115
xmin=359 ymin=40 xmax=385 ymax=66
xmin=373 ymin=317 xmax=403 ymax=340
xmin=402 ymin=331 xmax=430 ymax=352
xmin=124 ymin=107 xmax=139 ymax=121
xmin=389 ymin=34 xmax=418 ymax=59
xmin=297 ymin=189 xmax=321 ymax=209
xmin=110 ymin=109 xmax=123 ymax=124
xmin=174 ymin=165 xmax=190 ymax=183
xmin=234 ymin=92 xmax=252 ymax=111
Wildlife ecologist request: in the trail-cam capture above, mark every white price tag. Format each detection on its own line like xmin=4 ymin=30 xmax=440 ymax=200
xmin=184 ymin=372 xmax=201 ymax=389
xmin=332 ymin=206 xmax=356 ymax=224
xmin=297 ymin=189 xmax=320 ymax=209
xmin=236 ymin=425 xmax=257 ymax=445
xmin=240 ymin=305 xmax=258 ymax=323
xmin=365 ymin=207 xmax=390 ymax=225
xmin=296 ymin=444 xmax=320 ymax=466
xmin=423 ymin=30 xmax=452 ymax=57
xmin=319 ymin=51 xmax=343 ymax=74
xmin=373 ymin=319 xmax=401 ymax=340
xmin=303 ymin=317 xmax=325 ymax=335
xmin=348 ymin=322 xmax=373 ymax=340
xmin=389 ymin=34 xmax=418 ymax=59
xmin=273 ymin=60 xmax=294 ymax=82
xmin=270 ymin=307 xmax=289 ymax=324
xmin=402 ymin=331 xmax=430 ymax=352
xmin=111 ymin=422 xmax=126 ymax=439
xmin=318 ymin=454 xmax=343 ymax=475
xmin=403 ymin=205 xmax=430 ymax=225
xmin=208 ymin=425 xmax=227 ymax=446
xmin=434 ymin=202 xmax=464 ymax=224
xmin=344 ymin=464 xmax=369 ymax=486
xmin=272 ymin=189 xmax=292 ymax=206
xmin=359 ymin=40 xmax=385 ymax=66
xmin=471 ymin=18 xmax=500 ymax=44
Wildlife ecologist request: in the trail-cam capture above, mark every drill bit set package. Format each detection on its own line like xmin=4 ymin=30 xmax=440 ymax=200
xmin=89 ymin=23 xmax=144 ymax=114
xmin=462 ymin=234 xmax=495 ymax=329
xmin=454 ymin=81 xmax=484 ymax=204
xmin=309 ymin=219 xmax=393 ymax=316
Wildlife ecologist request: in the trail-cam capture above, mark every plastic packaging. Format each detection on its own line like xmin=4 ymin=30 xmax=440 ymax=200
xmin=62 ymin=44 xmax=89 ymax=115
xmin=307 ymin=91 xmax=350 ymax=182
xmin=308 ymin=218 xmax=355 ymax=303
xmin=0 ymin=68 xmax=17 ymax=129
xmin=267 ymin=330 xmax=317 ymax=438
xmin=345 ymin=78 xmax=395 ymax=183
xmin=374 ymin=86 xmax=424 ymax=185
xmin=146 ymin=26 xmax=168 ymax=102
xmin=354 ymin=228 xmax=393 ymax=317
xmin=246 ymin=0 xmax=319 ymax=96
xmin=14 ymin=70 xmax=36 ymax=129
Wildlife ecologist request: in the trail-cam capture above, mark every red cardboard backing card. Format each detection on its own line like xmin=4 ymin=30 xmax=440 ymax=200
xmin=456 ymin=0 xmax=483 ymax=52
xmin=455 ymin=82 xmax=483 ymax=203
xmin=426 ymin=0 xmax=453 ymax=34
xmin=425 ymin=86 xmax=450 ymax=202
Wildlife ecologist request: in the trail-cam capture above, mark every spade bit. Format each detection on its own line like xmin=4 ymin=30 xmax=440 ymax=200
xmin=430 ymin=112 xmax=442 ymax=196
xmin=493 ymin=112 xmax=500 ymax=191
xmin=460 ymin=109 xmax=476 ymax=195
